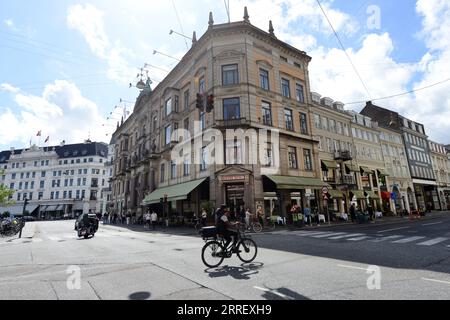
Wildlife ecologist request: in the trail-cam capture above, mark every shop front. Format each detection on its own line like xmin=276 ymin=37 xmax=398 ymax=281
xmin=262 ymin=175 xmax=329 ymax=224
xmin=413 ymin=180 xmax=439 ymax=211
xmin=141 ymin=178 xmax=209 ymax=225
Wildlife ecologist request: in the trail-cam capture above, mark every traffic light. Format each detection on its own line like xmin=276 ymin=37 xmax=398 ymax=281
xmin=206 ymin=94 xmax=214 ymax=113
xmin=196 ymin=93 xmax=205 ymax=111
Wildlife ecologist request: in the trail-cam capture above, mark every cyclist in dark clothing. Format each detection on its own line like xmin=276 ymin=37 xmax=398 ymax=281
xmin=216 ymin=209 xmax=239 ymax=253
xmin=215 ymin=204 xmax=227 ymax=224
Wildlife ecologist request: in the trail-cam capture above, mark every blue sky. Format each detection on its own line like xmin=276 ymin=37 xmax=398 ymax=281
xmin=1 ymin=0 xmax=449 ymax=150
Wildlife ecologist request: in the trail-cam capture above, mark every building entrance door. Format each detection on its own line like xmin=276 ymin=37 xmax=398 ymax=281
xmin=226 ymin=184 xmax=245 ymax=219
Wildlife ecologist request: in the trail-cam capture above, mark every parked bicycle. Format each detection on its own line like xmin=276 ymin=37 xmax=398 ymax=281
xmin=199 ymin=225 xmax=258 ymax=268
xmin=238 ymin=220 xmax=262 ymax=233
xmin=265 ymin=216 xmax=284 ymax=230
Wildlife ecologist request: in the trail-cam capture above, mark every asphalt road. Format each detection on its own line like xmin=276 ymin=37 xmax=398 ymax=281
xmin=1 ymin=214 xmax=450 ymax=300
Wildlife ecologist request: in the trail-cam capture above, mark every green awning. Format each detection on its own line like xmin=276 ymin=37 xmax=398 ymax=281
xmin=377 ymin=169 xmax=390 ymax=177
xmin=266 ymin=176 xmax=329 ymax=190
xmin=350 ymin=190 xmax=366 ymax=200
xmin=321 ymin=160 xmax=338 ymax=170
xmin=365 ymin=191 xmax=380 ymax=200
xmin=328 ymin=190 xmax=344 ymax=198
xmin=346 ymin=164 xmax=360 ymax=172
xmin=360 ymin=166 xmax=374 ymax=175
xmin=142 ymin=178 xmax=207 ymax=205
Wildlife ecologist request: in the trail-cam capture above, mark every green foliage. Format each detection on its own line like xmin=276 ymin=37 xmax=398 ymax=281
xmin=0 ymin=169 xmax=15 ymax=207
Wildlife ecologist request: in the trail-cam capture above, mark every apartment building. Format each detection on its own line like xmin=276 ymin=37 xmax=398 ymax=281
xmin=0 ymin=141 xmax=109 ymax=218
xmin=378 ymin=126 xmax=415 ymax=213
xmin=361 ymin=102 xmax=439 ymax=211
xmin=429 ymin=140 xmax=450 ymax=210
xmin=111 ymin=10 xmax=325 ymax=223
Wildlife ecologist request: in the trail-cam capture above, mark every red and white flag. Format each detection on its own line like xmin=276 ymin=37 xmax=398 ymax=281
xmin=36 ymin=130 xmax=41 ymax=137
xmin=44 ymin=136 xmax=49 ymax=143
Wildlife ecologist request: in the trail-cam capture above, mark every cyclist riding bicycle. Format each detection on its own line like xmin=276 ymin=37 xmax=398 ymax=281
xmin=216 ymin=209 xmax=239 ymax=253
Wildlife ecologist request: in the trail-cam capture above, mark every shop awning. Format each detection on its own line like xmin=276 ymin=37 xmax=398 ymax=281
xmin=377 ymin=169 xmax=390 ymax=177
xmin=346 ymin=164 xmax=360 ymax=172
xmin=142 ymin=178 xmax=207 ymax=205
xmin=44 ymin=205 xmax=58 ymax=212
xmin=321 ymin=160 xmax=338 ymax=170
xmin=360 ymin=166 xmax=374 ymax=175
xmin=265 ymin=176 xmax=329 ymax=190
xmin=350 ymin=190 xmax=366 ymax=200
xmin=365 ymin=191 xmax=380 ymax=200
xmin=328 ymin=190 xmax=344 ymax=198
xmin=0 ymin=204 xmax=39 ymax=216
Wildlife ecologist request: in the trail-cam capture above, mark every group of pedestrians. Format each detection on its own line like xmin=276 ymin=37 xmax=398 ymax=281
xmin=144 ymin=211 xmax=158 ymax=230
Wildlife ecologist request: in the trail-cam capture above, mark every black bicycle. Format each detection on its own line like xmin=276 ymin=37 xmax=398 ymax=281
xmin=200 ymin=225 xmax=258 ymax=268
xmin=0 ymin=217 xmax=25 ymax=238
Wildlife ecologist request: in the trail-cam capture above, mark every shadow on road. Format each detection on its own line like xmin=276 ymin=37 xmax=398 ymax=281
xmin=129 ymin=291 xmax=151 ymax=300
xmin=205 ymin=262 xmax=264 ymax=280
xmin=259 ymin=286 xmax=311 ymax=300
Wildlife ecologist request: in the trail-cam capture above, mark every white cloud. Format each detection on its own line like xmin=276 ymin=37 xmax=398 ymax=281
xmin=4 ymin=19 xmax=14 ymax=27
xmin=0 ymin=81 xmax=108 ymax=147
xmin=67 ymin=4 xmax=136 ymax=85
xmin=0 ymin=83 xmax=20 ymax=93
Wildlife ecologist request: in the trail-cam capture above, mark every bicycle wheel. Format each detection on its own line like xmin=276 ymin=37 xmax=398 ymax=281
xmin=252 ymin=222 xmax=262 ymax=233
xmin=237 ymin=238 xmax=258 ymax=263
xmin=201 ymin=241 xmax=225 ymax=268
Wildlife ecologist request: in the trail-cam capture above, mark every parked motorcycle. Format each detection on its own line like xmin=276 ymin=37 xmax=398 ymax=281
xmin=0 ymin=217 xmax=25 ymax=237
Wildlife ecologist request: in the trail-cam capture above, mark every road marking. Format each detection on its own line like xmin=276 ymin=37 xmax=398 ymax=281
xmin=337 ymin=264 xmax=370 ymax=271
xmin=422 ymin=278 xmax=450 ymax=285
xmin=369 ymin=235 xmax=404 ymax=243
xmin=253 ymin=286 xmax=293 ymax=300
xmin=328 ymin=233 xmax=364 ymax=240
xmin=377 ymin=227 xmax=410 ymax=234
xmin=294 ymin=231 xmax=331 ymax=237
xmin=417 ymin=237 xmax=449 ymax=246
xmin=47 ymin=236 xmax=61 ymax=241
xmin=346 ymin=236 xmax=371 ymax=241
xmin=312 ymin=232 xmax=347 ymax=238
xmin=422 ymin=221 xmax=443 ymax=226
xmin=392 ymin=236 xmax=426 ymax=244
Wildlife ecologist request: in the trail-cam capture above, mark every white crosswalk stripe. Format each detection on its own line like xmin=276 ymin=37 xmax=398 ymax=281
xmin=369 ymin=235 xmax=404 ymax=243
xmin=328 ymin=233 xmax=364 ymax=240
xmin=347 ymin=236 xmax=371 ymax=241
xmin=312 ymin=232 xmax=347 ymax=239
xmin=417 ymin=238 xmax=449 ymax=246
xmin=392 ymin=236 xmax=426 ymax=244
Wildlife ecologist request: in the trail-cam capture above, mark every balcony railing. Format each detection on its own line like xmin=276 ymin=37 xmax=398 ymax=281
xmin=339 ymin=175 xmax=357 ymax=186
xmin=214 ymin=118 xmax=251 ymax=128
xmin=334 ymin=150 xmax=353 ymax=161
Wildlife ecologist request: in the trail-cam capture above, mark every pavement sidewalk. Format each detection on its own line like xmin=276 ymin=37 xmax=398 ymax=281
xmin=100 ymin=211 xmax=449 ymax=236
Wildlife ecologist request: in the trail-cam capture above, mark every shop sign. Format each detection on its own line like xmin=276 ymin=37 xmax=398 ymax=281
xmin=221 ymin=175 xmax=246 ymax=182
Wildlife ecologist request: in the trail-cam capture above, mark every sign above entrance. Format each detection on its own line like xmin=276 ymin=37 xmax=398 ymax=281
xmin=221 ymin=175 xmax=246 ymax=182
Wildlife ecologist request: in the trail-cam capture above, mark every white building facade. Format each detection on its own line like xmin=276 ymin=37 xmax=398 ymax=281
xmin=0 ymin=141 xmax=109 ymax=218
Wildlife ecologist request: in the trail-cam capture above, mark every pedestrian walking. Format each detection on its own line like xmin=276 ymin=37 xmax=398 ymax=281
xmin=350 ymin=204 xmax=356 ymax=223
xmin=145 ymin=211 xmax=151 ymax=229
xmin=151 ymin=211 xmax=158 ymax=230
xmin=245 ymin=208 xmax=252 ymax=229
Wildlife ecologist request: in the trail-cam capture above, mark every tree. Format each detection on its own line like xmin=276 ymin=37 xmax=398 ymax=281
xmin=0 ymin=169 xmax=15 ymax=207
